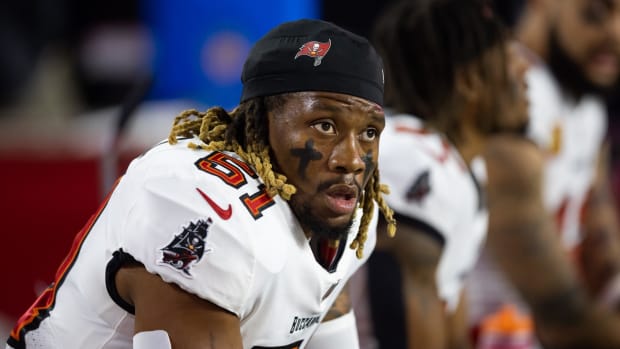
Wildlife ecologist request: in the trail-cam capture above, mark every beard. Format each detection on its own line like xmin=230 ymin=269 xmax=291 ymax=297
xmin=547 ymin=27 xmax=613 ymax=101
xmin=290 ymin=199 xmax=355 ymax=241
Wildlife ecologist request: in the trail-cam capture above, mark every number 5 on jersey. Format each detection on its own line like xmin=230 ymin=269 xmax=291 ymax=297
xmin=195 ymin=152 xmax=275 ymax=220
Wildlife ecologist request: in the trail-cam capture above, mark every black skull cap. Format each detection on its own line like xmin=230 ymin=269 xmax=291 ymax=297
xmin=240 ymin=18 xmax=384 ymax=106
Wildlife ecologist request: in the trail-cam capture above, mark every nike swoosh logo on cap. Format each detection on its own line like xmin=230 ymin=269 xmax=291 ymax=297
xmin=196 ymin=188 xmax=232 ymax=220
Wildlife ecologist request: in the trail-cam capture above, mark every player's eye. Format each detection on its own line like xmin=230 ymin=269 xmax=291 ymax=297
xmin=361 ymin=127 xmax=378 ymax=142
xmin=582 ymin=0 xmax=610 ymax=25
xmin=311 ymin=121 xmax=336 ymax=135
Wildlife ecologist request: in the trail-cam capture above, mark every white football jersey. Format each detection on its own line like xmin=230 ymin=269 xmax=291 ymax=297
xmin=7 ymin=138 xmax=376 ymax=349
xmin=527 ymin=64 xmax=607 ymax=249
xmin=466 ymin=60 xmax=607 ymax=327
xmin=379 ymin=114 xmax=488 ymax=312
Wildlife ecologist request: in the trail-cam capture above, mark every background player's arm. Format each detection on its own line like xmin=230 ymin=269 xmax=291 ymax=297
xmin=306 ymin=283 xmax=360 ymax=349
xmin=445 ymin=291 xmax=472 ymax=349
xmin=483 ymin=135 xmax=620 ymax=348
xmin=322 ymin=282 xmax=353 ymax=322
xmin=116 ymin=263 xmax=243 ymax=349
xmin=579 ymin=140 xmax=620 ymax=302
xmin=382 ymin=220 xmax=447 ymax=349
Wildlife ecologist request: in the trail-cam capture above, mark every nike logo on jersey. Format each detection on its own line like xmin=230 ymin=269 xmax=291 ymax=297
xmin=196 ymin=188 xmax=232 ymax=220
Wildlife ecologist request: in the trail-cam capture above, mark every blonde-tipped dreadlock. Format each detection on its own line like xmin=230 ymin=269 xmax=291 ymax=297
xmin=350 ymin=167 xmax=396 ymax=258
xmin=168 ymin=95 xmax=396 ymax=258
xmin=168 ymin=103 xmax=295 ymax=200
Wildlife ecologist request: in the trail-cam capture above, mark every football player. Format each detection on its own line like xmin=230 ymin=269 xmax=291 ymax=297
xmin=6 ymin=19 xmax=395 ymax=349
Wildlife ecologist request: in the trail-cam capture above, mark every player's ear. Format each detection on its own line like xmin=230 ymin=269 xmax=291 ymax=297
xmin=455 ymin=65 xmax=483 ymax=104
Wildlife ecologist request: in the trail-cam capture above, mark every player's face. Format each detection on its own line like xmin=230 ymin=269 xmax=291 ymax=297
xmin=268 ymin=91 xmax=384 ymax=240
xmin=478 ymin=41 xmax=530 ymax=135
xmin=551 ymin=0 xmax=620 ymax=88
xmin=498 ymin=41 xmax=530 ymax=133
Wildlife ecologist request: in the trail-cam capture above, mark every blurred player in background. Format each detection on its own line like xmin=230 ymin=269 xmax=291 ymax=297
xmin=365 ymin=0 xmax=620 ymax=348
xmin=363 ymin=0 xmax=528 ymax=348
xmin=468 ymin=0 xmax=620 ymax=346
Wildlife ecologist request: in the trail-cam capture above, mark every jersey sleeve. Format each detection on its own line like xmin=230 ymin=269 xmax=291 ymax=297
xmin=119 ymin=174 xmax=255 ymax=318
xmin=379 ymin=124 xmax=458 ymax=246
xmin=380 ymin=117 xmax=487 ymax=311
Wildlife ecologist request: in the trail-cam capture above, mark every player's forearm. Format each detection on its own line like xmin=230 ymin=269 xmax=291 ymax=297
xmin=323 ymin=284 xmax=352 ymax=322
xmin=490 ymin=232 xmax=620 ymax=347
xmin=487 ymin=204 xmax=576 ymax=306
xmin=403 ymin=290 xmax=447 ymax=349
xmin=392 ymin=226 xmax=447 ymax=349
xmin=489 ymin=207 xmax=620 ymax=349
xmin=580 ymin=183 xmax=620 ymax=297
xmin=401 ymin=274 xmax=447 ymax=349
xmin=445 ymin=292 xmax=472 ymax=349
xmin=529 ymin=282 xmax=593 ymax=347
xmin=580 ymin=141 xmax=620 ymax=296
xmin=534 ymin=302 xmax=620 ymax=349
xmin=580 ymin=207 xmax=620 ymax=297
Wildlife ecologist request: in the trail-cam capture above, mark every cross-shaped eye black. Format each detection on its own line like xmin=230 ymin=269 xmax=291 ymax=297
xmin=362 ymin=151 xmax=375 ymax=181
xmin=291 ymin=139 xmax=323 ymax=179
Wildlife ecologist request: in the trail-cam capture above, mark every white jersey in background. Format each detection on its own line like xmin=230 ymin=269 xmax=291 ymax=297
xmin=527 ymin=64 xmax=607 ymax=250
xmin=467 ymin=60 xmax=607 ymax=329
xmin=7 ymin=138 xmax=376 ymax=349
xmin=379 ymin=114 xmax=488 ymax=312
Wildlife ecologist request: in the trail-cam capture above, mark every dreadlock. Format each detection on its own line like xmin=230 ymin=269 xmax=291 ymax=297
xmin=168 ymin=94 xmax=395 ymax=259
xmin=372 ymin=0 xmax=509 ymax=144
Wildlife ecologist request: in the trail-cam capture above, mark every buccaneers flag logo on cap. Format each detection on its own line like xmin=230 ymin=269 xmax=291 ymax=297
xmin=295 ymin=39 xmax=331 ymax=66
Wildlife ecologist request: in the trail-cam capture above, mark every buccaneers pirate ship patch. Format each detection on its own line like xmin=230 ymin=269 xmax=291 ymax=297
xmin=295 ymin=39 xmax=331 ymax=66
xmin=158 ymin=218 xmax=213 ymax=278
xmin=406 ymin=170 xmax=431 ymax=203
